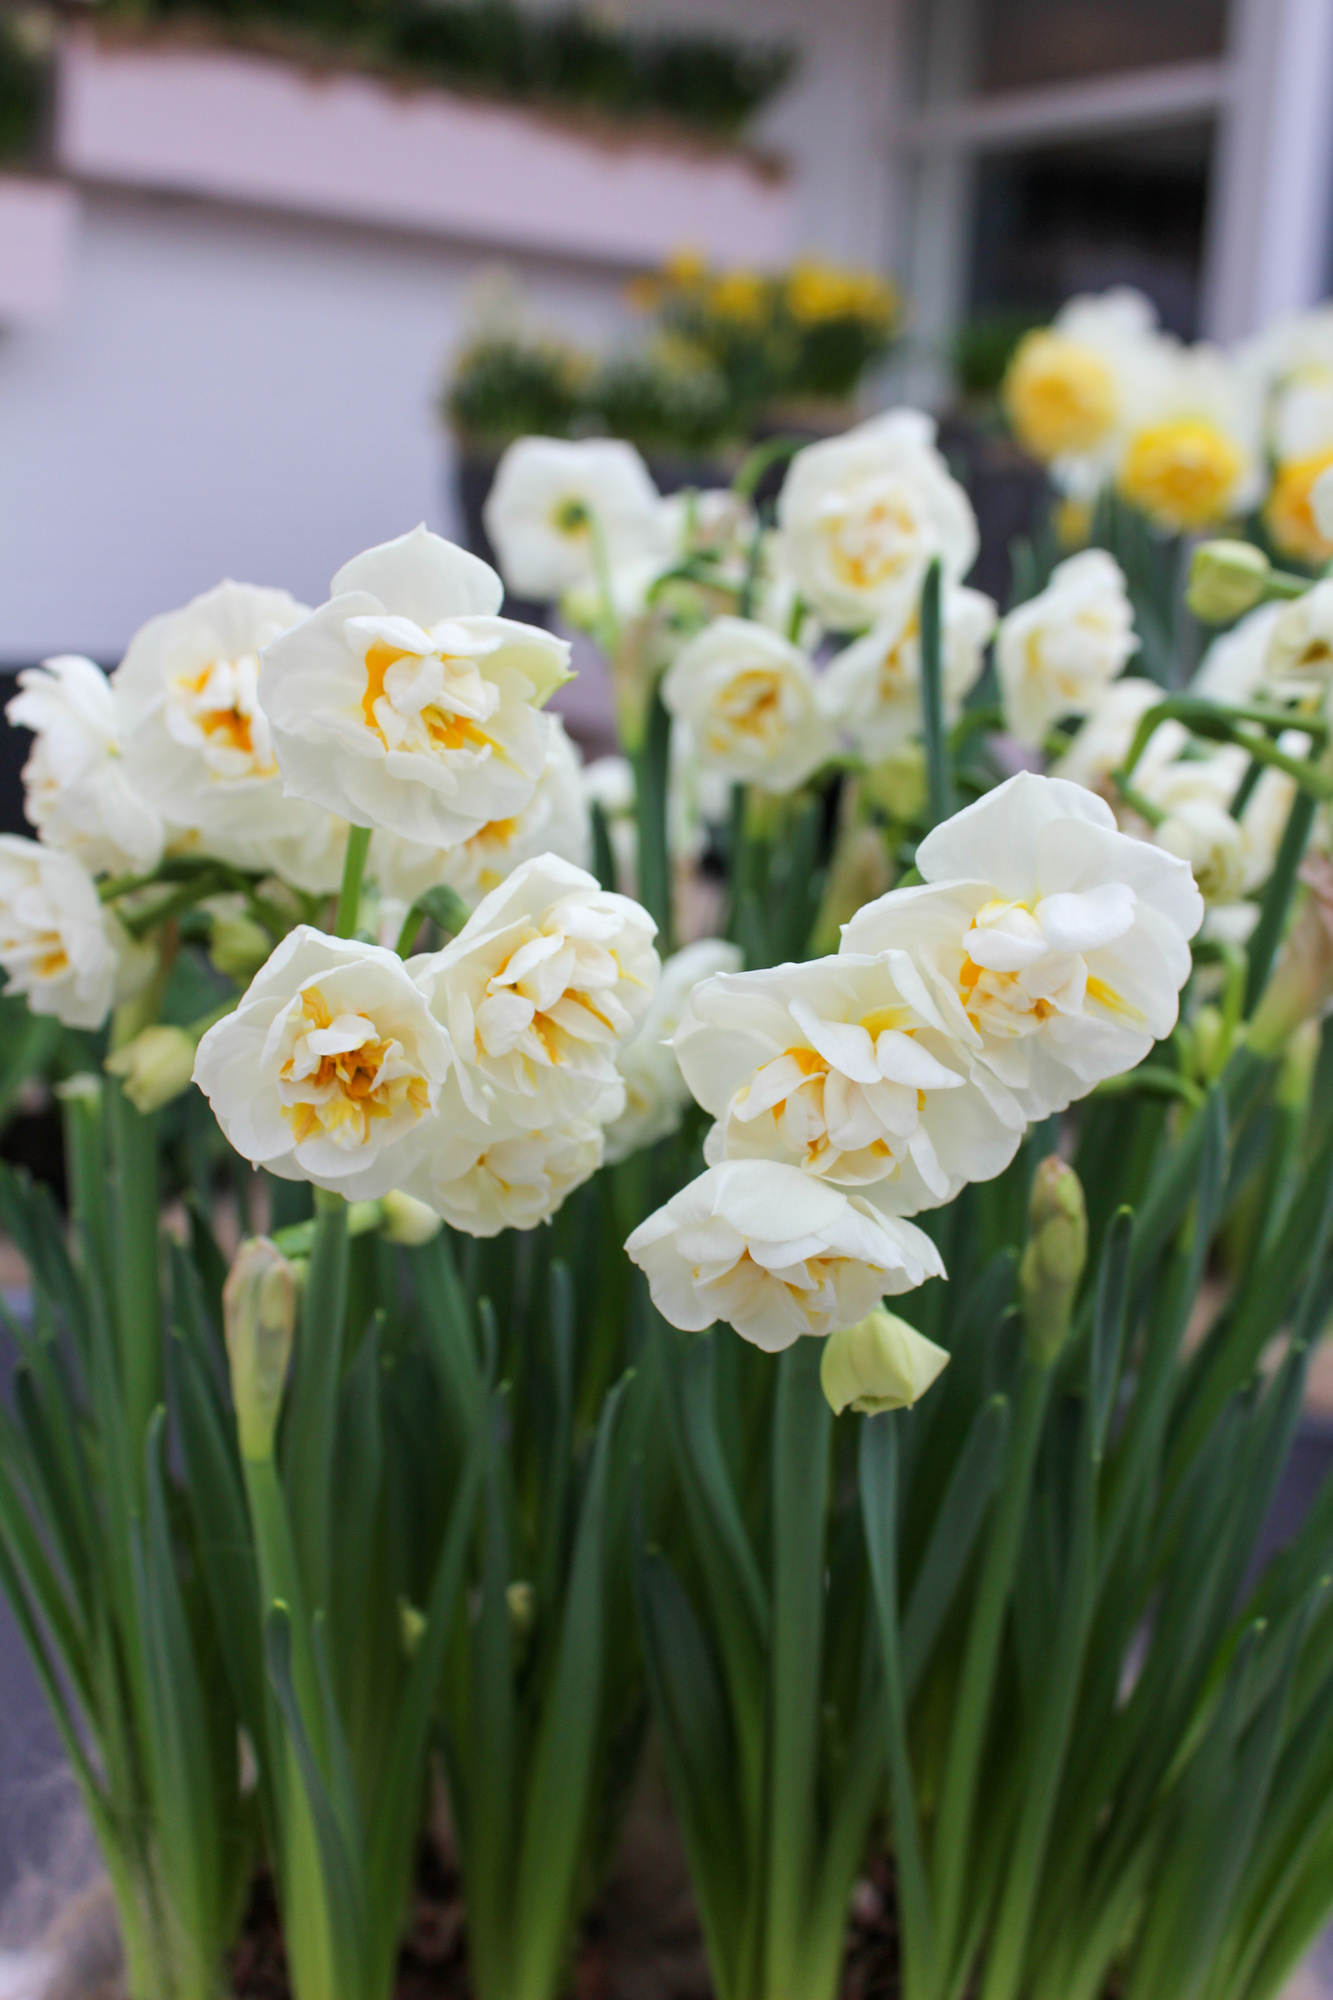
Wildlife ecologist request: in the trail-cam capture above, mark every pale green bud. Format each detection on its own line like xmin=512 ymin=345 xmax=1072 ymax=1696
xmin=399 ymin=1599 xmax=427 ymax=1659
xmin=54 ymin=1072 xmax=102 ymax=1106
xmin=810 ymin=824 xmax=894 ymax=956
xmin=1186 ymin=540 xmax=1270 ymax=624
xmin=1020 ymin=1157 xmax=1087 ymax=1365
xmin=380 ymin=1189 xmax=444 ymax=1246
xmin=507 ymin=1580 xmax=536 ymax=1635
xmin=860 ymin=741 xmax=928 ymax=823
xmin=209 ymin=905 xmax=273 ymax=984
xmin=224 ymin=1238 xmax=297 ymax=1461
xmin=820 ymin=1308 xmax=950 ymax=1417
xmin=104 ymin=1023 xmax=197 ymax=1114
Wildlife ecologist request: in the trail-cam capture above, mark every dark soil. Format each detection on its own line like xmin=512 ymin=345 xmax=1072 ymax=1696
xmin=225 ymin=1794 xmax=903 ymax=2000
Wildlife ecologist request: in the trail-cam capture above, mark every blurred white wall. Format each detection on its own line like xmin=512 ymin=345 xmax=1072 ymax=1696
xmin=0 ymin=0 xmax=900 ymax=664
xmin=0 ymin=186 xmax=631 ymax=657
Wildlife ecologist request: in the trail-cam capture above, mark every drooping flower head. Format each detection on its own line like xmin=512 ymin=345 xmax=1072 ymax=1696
xmin=625 ymin=1158 xmax=945 ymax=1350
xmin=1116 ymin=343 xmax=1263 ymax=533
xmin=842 ymin=773 xmax=1203 ymax=1119
xmin=0 ymin=837 xmax=152 ymax=1030
xmin=1003 ymin=288 xmax=1166 ymax=490
xmin=414 ymin=854 xmax=659 ymax=1129
xmin=193 ymin=928 xmax=452 ymax=1199
xmin=370 ymin=714 xmax=590 ymax=913
xmin=821 ymin=585 xmax=996 ymax=758
xmin=114 ymin=580 xmax=347 ymax=892
xmin=483 ymin=437 xmax=666 ymax=602
xmin=402 ymin=1091 xmax=604 ymax=1235
xmin=7 ymin=656 xmax=164 ymax=875
xmin=258 ymin=526 xmax=572 ymax=848
xmin=775 ymin=410 xmax=978 ymax=631
xmin=661 ymin=617 xmax=836 ymax=792
xmin=996 ymin=550 xmax=1138 ymax=748
xmin=603 ymin=936 xmax=743 ymax=1163
xmin=675 ymin=951 xmax=1024 ymax=1216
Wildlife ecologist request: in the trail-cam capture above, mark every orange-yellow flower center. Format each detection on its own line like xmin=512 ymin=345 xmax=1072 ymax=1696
xmin=1118 ymin=420 xmax=1244 ymax=531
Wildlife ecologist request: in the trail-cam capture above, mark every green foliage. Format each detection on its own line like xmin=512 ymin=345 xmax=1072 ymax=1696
xmin=952 ymin=310 xmax=1044 ymax=403
xmin=0 ymin=18 xmax=43 ymax=164
xmin=99 ymin=0 xmax=795 ymax=138
xmin=446 ymin=335 xmax=587 ymax=451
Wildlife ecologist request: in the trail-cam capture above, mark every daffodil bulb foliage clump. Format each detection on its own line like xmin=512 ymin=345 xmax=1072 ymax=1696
xmin=11 ymin=390 xmax=1333 ymax=2000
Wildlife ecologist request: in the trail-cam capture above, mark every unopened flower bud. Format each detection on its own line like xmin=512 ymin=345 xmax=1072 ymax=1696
xmin=819 ymin=1307 xmax=950 ymax=1417
xmin=209 ymin=903 xmax=273 ymax=985
xmin=104 ymin=1023 xmax=197 ymax=1114
xmin=811 ymin=824 xmax=893 ymax=955
xmin=860 ymin=741 xmax=928 ymax=824
xmin=507 ymin=1579 xmax=536 ymax=1635
xmin=399 ymin=1598 xmax=427 ymax=1659
xmin=1020 ymin=1157 xmax=1087 ymax=1365
xmin=1187 ymin=540 xmax=1270 ymax=624
xmin=224 ymin=1238 xmax=297 ymax=1461
xmin=1250 ymin=853 xmax=1333 ymax=1056
xmin=379 ymin=1188 xmax=444 ymax=1246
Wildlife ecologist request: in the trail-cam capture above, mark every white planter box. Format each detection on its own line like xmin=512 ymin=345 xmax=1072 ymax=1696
xmin=56 ymin=30 xmax=794 ymax=268
xmin=0 ymin=177 xmax=78 ymax=325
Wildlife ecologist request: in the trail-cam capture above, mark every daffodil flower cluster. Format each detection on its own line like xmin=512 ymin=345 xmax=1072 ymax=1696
xmin=627 ymin=772 xmax=1202 ymax=1351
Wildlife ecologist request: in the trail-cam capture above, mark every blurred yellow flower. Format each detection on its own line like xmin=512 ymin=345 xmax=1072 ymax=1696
xmin=1265 ymin=449 xmax=1333 ymax=564
xmin=1118 ymin=419 xmax=1246 ymax=531
xmin=710 ymin=269 xmax=768 ymax=322
xmin=1004 ymin=330 xmax=1118 ymax=460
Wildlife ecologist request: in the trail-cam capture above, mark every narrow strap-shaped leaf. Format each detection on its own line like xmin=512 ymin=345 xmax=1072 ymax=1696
xmin=1091 ymin=1207 xmax=1133 ymax=1455
xmin=367 ymin=1430 xmax=482 ymax=1991
xmin=461 ymin=1433 xmax=519 ymax=2000
xmin=134 ymin=1410 xmax=226 ymax=1972
xmin=1245 ymin=784 xmax=1319 ymax=1014
xmin=282 ymin=1197 xmax=349 ymax=1615
xmin=931 ymin=1357 xmax=1053 ymax=1997
xmin=510 ymin=1374 xmax=629 ymax=2000
xmin=106 ymin=1079 xmax=162 ymax=1478
xmin=633 ymin=1537 xmax=747 ymax=2000
xmin=413 ymin=1231 xmax=485 ymax=1437
xmin=982 ymin=1390 xmax=1098 ymax=2000
xmin=265 ymin=1603 xmax=368 ymax=1998
xmin=901 ymin=1394 xmax=1010 ymax=1702
xmin=861 ymin=1413 xmax=934 ymax=1994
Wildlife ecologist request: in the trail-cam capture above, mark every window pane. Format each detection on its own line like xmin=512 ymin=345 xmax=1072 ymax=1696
xmin=974 ymin=0 xmax=1227 ymax=95
xmin=967 ymin=122 xmax=1213 ymax=337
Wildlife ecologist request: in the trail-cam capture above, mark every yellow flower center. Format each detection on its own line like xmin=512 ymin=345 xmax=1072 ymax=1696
xmin=1117 ymin=420 xmax=1244 ymax=531
xmin=362 ymin=641 xmax=498 ymax=760
xmin=33 ymin=941 xmax=69 ymax=979
xmin=172 ymin=656 xmax=276 ymax=779
xmin=280 ymin=986 xmax=429 ymax=1150
xmin=707 ymin=668 xmax=787 ymax=750
xmin=825 ymin=494 xmax=920 ymax=594
xmin=1265 ymin=450 xmax=1333 ymax=564
xmin=1004 ymin=333 xmax=1117 ymax=460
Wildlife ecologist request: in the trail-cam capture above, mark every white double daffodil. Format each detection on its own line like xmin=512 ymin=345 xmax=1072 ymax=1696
xmin=625 ymin=1157 xmax=944 ymax=1352
xmin=258 ymin=526 xmax=572 ymax=848
xmin=774 ymin=410 xmax=979 ymax=632
xmin=675 ymin=952 xmax=1024 ymax=1216
xmin=842 ymin=773 xmax=1203 ymax=1120
xmin=193 ymin=928 xmax=452 ymax=1200
xmin=661 ymin=617 xmax=835 ymax=793
xmin=413 ymin=854 xmax=659 ymax=1129
xmin=7 ymin=656 xmax=164 ymax=877
xmin=996 ymin=550 xmax=1138 ymax=748
xmin=0 ymin=837 xmax=152 ymax=1030
xmin=400 ymin=1089 xmax=605 ymax=1236
xmin=114 ymin=580 xmax=348 ymax=893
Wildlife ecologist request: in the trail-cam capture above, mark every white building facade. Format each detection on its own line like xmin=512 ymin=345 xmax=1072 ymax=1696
xmin=0 ymin=0 xmax=1331 ymax=663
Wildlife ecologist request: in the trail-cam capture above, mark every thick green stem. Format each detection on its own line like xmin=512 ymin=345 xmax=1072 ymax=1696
xmin=929 ymin=1357 xmax=1053 ymax=1997
xmin=336 ymin=827 xmax=372 ymax=940
xmin=919 ymin=559 xmax=954 ymax=828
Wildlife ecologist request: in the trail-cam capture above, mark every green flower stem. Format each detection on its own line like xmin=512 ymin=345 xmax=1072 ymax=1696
xmin=763 ymin=1340 xmax=831 ymax=2000
xmin=633 ymin=685 xmax=675 ymax=952
xmin=919 ymin=559 xmax=954 ymax=828
xmin=335 ymin=827 xmax=372 ymax=940
xmin=1244 ymin=781 xmax=1320 ymax=1015
xmin=929 ymin=1355 xmax=1054 ymax=1999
